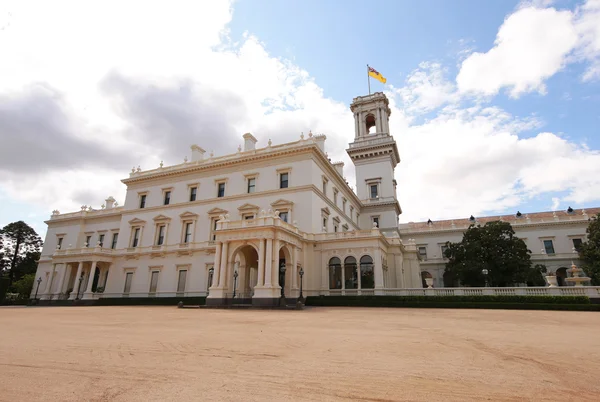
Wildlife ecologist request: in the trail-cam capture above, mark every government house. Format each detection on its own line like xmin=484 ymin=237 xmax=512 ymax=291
xmin=32 ymin=92 xmax=597 ymax=304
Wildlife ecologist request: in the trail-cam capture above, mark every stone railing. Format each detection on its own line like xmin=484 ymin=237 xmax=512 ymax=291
xmin=348 ymin=134 xmax=394 ymax=149
xmin=50 ymin=207 xmax=124 ymax=220
xmin=362 ymin=196 xmax=397 ymax=204
xmin=52 ymin=242 xmax=215 ymax=259
xmin=311 ymin=230 xmax=379 ymax=241
xmin=380 ymin=287 xmax=600 ymax=298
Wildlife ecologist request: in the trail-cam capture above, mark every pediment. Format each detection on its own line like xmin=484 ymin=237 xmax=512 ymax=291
xmin=153 ymin=214 xmax=172 ymax=222
xmin=321 ymin=207 xmax=331 ymax=215
xmin=271 ymin=198 xmax=294 ymax=207
xmin=332 ymin=216 xmax=340 ymax=222
xmin=207 ymin=207 xmax=229 ymax=216
xmin=128 ymin=217 xmax=146 ymax=226
xmin=238 ymin=203 xmax=260 ymax=211
xmin=179 ymin=211 xmax=199 ymax=219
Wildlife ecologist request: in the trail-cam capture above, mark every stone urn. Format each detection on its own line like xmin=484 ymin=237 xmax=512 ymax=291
xmin=425 ymin=277 xmax=434 ymax=289
xmin=545 ymin=275 xmax=558 ymax=287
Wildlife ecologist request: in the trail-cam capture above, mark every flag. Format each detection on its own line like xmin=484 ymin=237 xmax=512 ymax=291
xmin=368 ymin=66 xmax=387 ymax=84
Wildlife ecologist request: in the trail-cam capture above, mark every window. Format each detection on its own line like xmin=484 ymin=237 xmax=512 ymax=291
xmin=342 ymin=224 xmax=348 ymax=232
xmin=156 ymin=225 xmax=166 ymax=245
xmin=543 ymin=239 xmax=555 ymax=254
xmin=177 ymin=270 xmax=187 ymax=294
xmin=280 ymin=172 xmax=289 ymax=189
xmin=572 ymin=238 xmax=583 ymax=251
xmin=344 ymin=256 xmax=358 ymax=289
xmin=111 ymin=233 xmax=119 ymax=249
xmin=342 ymin=198 xmax=347 ymax=213
xmin=334 ymin=224 xmax=338 ymax=232
xmin=333 ymin=189 xmax=338 ymax=205
xmin=359 ymin=255 xmax=374 ymax=289
xmin=57 ymin=237 xmax=63 ymax=249
xmin=418 ymin=246 xmax=427 ymax=259
xmin=322 ymin=179 xmax=327 ymax=195
xmin=98 ymin=234 xmax=105 ymax=247
xmin=163 ymin=191 xmax=171 ymax=205
xmin=247 ymin=177 xmax=256 ymax=193
xmin=210 ymin=218 xmax=218 ymax=241
xmin=350 ymin=206 xmax=354 ymax=219
xmin=243 ymin=214 xmax=255 ymax=220
xmin=217 ymin=182 xmax=225 ymax=198
xmin=372 ymin=216 xmax=379 ymax=228
xmin=183 ymin=222 xmax=193 ymax=243
xmin=132 ymin=228 xmax=140 ymax=247
xmin=279 ymin=211 xmax=289 ymax=223
xmin=322 ymin=217 xmax=328 ymax=231
xmin=85 ymin=235 xmax=91 ymax=247
xmin=149 ymin=271 xmax=159 ymax=294
xmin=328 ymin=257 xmax=342 ymax=289
xmin=123 ymin=272 xmax=133 ymax=294
xmin=441 ymin=245 xmax=448 ymax=259
xmin=139 ymin=194 xmax=146 ymax=208
xmin=189 ymin=186 xmax=197 ymax=202
xmin=370 ymin=184 xmax=378 ymax=199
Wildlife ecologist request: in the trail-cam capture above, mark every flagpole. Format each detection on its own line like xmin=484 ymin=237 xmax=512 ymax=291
xmin=367 ymin=64 xmax=371 ymax=94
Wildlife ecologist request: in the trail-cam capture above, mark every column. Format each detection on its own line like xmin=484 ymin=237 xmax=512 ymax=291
xmin=374 ymin=248 xmax=384 ymax=294
xmin=42 ymin=264 xmax=56 ymax=299
xmin=264 ymin=238 xmax=273 ymax=287
xmin=217 ymin=241 xmax=229 ymax=288
xmin=357 ymin=262 xmax=362 ymax=295
xmin=211 ymin=242 xmax=222 ymax=288
xmin=69 ymin=262 xmax=84 ymax=300
xmin=57 ymin=263 xmax=69 ymax=297
xmin=272 ymin=239 xmax=280 ymax=287
xmin=384 ymin=109 xmax=390 ymax=133
xmin=292 ymin=247 xmax=298 ymax=289
xmin=354 ymin=113 xmax=359 ymax=139
xmin=84 ymin=261 xmax=97 ymax=295
xmin=257 ymin=238 xmax=265 ymax=287
xmin=376 ymin=108 xmax=382 ymax=133
xmin=341 ymin=263 xmax=346 ymax=293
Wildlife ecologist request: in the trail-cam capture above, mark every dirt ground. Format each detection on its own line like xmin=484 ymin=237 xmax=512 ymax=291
xmin=0 ymin=306 xmax=599 ymax=402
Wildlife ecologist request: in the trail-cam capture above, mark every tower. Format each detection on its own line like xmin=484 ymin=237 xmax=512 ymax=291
xmin=346 ymin=92 xmax=401 ymax=233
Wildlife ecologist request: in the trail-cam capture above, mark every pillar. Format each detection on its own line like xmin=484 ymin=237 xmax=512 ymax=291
xmin=211 ymin=242 xmax=222 ymax=289
xmin=272 ymin=239 xmax=280 ymax=287
xmin=217 ymin=241 xmax=229 ymax=288
xmin=84 ymin=261 xmax=97 ymax=296
xmin=377 ymin=108 xmax=382 ymax=133
xmin=292 ymin=247 xmax=298 ymax=289
xmin=57 ymin=263 xmax=69 ymax=297
xmin=68 ymin=262 xmax=84 ymax=300
xmin=264 ymin=239 xmax=273 ymax=286
xmin=42 ymin=264 xmax=57 ymax=299
xmin=257 ymin=238 xmax=265 ymax=287
xmin=341 ymin=263 xmax=346 ymax=292
xmin=374 ymin=248 xmax=384 ymax=294
xmin=354 ymin=113 xmax=359 ymax=139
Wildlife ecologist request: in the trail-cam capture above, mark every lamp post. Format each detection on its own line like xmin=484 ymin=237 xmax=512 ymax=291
xmin=232 ymin=270 xmax=239 ymax=298
xmin=34 ymin=277 xmax=42 ymax=300
xmin=279 ymin=261 xmax=287 ymax=299
xmin=298 ymin=267 xmax=304 ymax=302
xmin=482 ymin=268 xmax=489 ymax=287
xmin=76 ymin=272 xmax=84 ymax=300
xmin=208 ymin=267 xmax=214 ymax=292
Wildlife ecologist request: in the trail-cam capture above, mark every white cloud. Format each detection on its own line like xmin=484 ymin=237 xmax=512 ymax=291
xmin=457 ymin=6 xmax=578 ymax=97
xmin=576 ymin=0 xmax=600 ymax=80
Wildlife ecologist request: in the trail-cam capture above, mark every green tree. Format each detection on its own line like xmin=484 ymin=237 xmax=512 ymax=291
xmin=0 ymin=221 xmax=43 ymax=285
xmin=443 ymin=221 xmax=533 ymax=287
xmin=10 ymin=273 xmax=35 ymax=299
xmin=578 ymin=213 xmax=600 ymax=286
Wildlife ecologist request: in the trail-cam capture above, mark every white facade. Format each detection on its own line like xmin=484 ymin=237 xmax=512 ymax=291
xmin=399 ymin=208 xmax=599 ymax=288
xmin=33 ymin=93 xmax=422 ymax=305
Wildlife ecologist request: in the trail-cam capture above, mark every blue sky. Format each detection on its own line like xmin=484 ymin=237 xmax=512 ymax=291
xmin=1 ymin=0 xmax=600 ymax=238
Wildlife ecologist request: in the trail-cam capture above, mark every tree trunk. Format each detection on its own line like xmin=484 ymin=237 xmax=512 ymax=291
xmin=9 ymin=237 xmax=21 ymax=286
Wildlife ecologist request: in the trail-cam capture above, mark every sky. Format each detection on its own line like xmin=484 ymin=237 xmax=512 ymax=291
xmin=1 ymin=0 xmax=599 ymax=239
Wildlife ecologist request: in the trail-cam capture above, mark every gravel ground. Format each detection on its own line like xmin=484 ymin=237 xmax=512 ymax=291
xmin=0 ymin=306 xmax=599 ymax=401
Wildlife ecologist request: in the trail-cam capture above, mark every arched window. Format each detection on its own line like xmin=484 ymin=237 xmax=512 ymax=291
xmin=328 ymin=257 xmax=342 ymax=289
xmin=344 ymin=256 xmax=358 ymax=289
xmin=421 ymin=271 xmax=432 ymax=288
xmin=360 ymin=255 xmax=374 ymax=289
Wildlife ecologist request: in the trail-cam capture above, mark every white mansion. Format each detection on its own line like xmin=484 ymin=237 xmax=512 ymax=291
xmin=33 ymin=92 xmax=598 ymax=304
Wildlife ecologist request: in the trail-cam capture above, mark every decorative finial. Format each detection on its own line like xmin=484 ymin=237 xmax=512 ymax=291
xmin=210 ymin=150 xmax=214 ymax=158
xmin=268 ymin=139 xmax=272 ymax=147
xmin=114 ymin=201 xmax=118 ymax=207
xmin=237 ymin=144 xmax=242 ymax=152
xmin=136 ymin=165 xmax=141 ymax=172
xmin=184 ymin=156 xmax=188 ymax=163
xmin=131 ymin=167 xmax=136 ymax=173
xmin=159 ymin=160 xmax=163 ymax=168
xmin=300 ymin=132 xmax=304 ymax=140
xmin=308 ymin=130 xmax=313 ymax=137
xmin=81 ymin=205 xmax=87 ymax=211
xmin=88 ymin=206 xmax=93 ymax=211
xmin=101 ymin=204 xmax=105 ymax=209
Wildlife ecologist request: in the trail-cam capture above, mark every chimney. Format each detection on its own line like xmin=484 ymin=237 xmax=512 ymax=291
xmin=243 ymin=133 xmax=257 ymax=151
xmin=191 ymin=144 xmax=206 ymax=162
xmin=313 ymin=134 xmax=326 ymax=152
xmin=105 ymin=196 xmax=115 ymax=209
xmin=332 ymin=161 xmax=344 ymax=176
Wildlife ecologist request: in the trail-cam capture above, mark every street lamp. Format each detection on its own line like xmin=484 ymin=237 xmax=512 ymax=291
xmin=279 ymin=261 xmax=287 ymax=299
xmin=208 ymin=267 xmax=214 ymax=291
xmin=482 ymin=268 xmax=489 ymax=287
xmin=34 ymin=277 xmax=42 ymax=300
xmin=76 ymin=272 xmax=84 ymax=300
xmin=298 ymin=267 xmax=304 ymax=302
xmin=232 ymin=270 xmax=239 ymax=298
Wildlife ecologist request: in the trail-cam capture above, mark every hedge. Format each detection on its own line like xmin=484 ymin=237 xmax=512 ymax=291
xmin=95 ymin=296 xmax=206 ymax=306
xmin=304 ymin=295 xmax=598 ymax=311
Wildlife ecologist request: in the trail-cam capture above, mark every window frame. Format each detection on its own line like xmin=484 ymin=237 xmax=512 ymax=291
xmin=217 ymin=182 xmax=226 ymax=198
xmin=111 ymin=232 xmax=119 ymax=249
xmin=131 ymin=227 xmax=141 ymax=248
xmin=543 ymin=239 xmax=556 ymax=255
xmin=247 ymin=177 xmax=256 ymax=193
xmin=156 ymin=225 xmax=166 ymax=246
xmin=139 ymin=193 xmax=147 ymax=209
xmin=163 ymin=190 xmax=171 ymax=206
xmin=189 ymin=186 xmax=198 ymax=202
